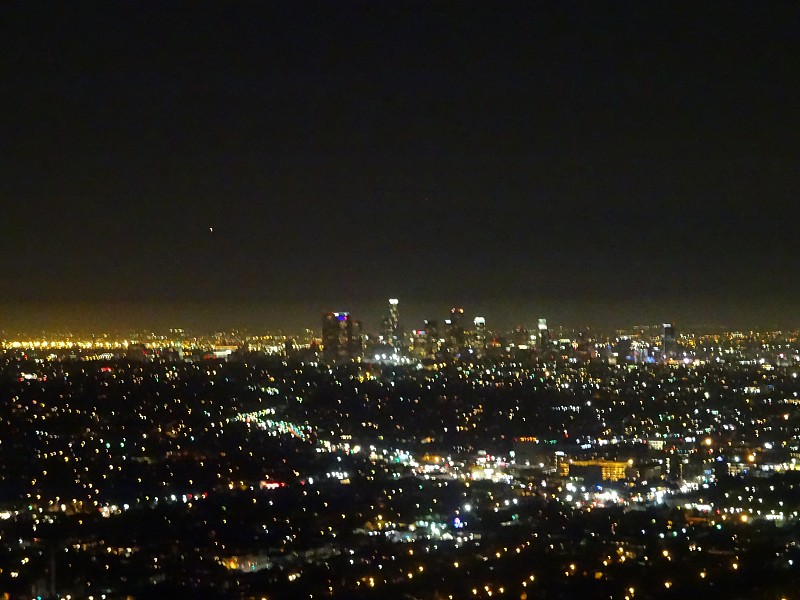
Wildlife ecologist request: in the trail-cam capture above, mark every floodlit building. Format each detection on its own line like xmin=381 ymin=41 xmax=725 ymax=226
xmin=473 ymin=316 xmax=486 ymax=358
xmin=322 ymin=312 xmax=362 ymax=362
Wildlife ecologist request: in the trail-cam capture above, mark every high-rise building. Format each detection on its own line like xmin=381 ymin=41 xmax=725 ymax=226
xmin=662 ymin=323 xmax=677 ymax=361
xmin=424 ymin=319 xmax=440 ymax=358
xmin=473 ymin=316 xmax=486 ymax=358
xmin=538 ymin=318 xmax=550 ymax=351
xmin=409 ymin=329 xmax=428 ymax=359
xmin=351 ymin=318 xmax=363 ymax=358
xmin=322 ymin=312 xmax=362 ymax=362
xmin=389 ymin=298 xmax=399 ymax=331
xmin=384 ymin=298 xmax=400 ymax=348
xmin=446 ymin=307 xmax=465 ymax=355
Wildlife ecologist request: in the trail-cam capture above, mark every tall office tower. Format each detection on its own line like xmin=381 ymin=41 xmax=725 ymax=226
xmin=322 ymin=311 xmax=359 ymax=362
xmin=446 ymin=307 xmax=465 ymax=355
xmin=409 ymin=329 xmax=428 ymax=359
xmin=388 ymin=298 xmax=399 ymax=337
xmin=538 ymin=318 xmax=550 ymax=351
xmin=473 ymin=316 xmax=487 ymax=358
xmin=350 ymin=319 xmax=364 ymax=359
xmin=662 ymin=323 xmax=677 ymax=361
xmin=424 ymin=319 xmax=440 ymax=358
xmin=383 ymin=298 xmax=400 ymax=348
xmin=381 ymin=316 xmax=392 ymax=345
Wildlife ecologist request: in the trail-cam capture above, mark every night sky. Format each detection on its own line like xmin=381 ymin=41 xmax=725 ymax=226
xmin=3 ymin=2 xmax=800 ymax=332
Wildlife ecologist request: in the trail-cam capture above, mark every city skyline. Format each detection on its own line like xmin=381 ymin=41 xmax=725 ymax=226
xmin=1 ymin=296 xmax=798 ymax=337
xmin=2 ymin=294 xmax=799 ymax=337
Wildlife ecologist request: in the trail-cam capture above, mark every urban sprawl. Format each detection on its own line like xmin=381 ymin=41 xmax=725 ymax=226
xmin=1 ymin=300 xmax=799 ymax=599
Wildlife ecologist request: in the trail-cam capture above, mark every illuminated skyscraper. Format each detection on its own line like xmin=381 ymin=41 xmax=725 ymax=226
xmin=538 ymin=318 xmax=550 ymax=351
xmin=408 ymin=329 xmax=424 ymax=358
xmin=384 ymin=298 xmax=400 ymax=348
xmin=322 ymin=312 xmax=361 ymax=362
xmin=662 ymin=323 xmax=677 ymax=361
xmin=446 ymin=307 xmax=465 ymax=356
xmin=351 ymin=318 xmax=363 ymax=357
xmin=473 ymin=316 xmax=486 ymax=358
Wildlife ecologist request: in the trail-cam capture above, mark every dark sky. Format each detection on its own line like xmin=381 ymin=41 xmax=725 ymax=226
xmin=2 ymin=1 xmax=800 ymax=332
